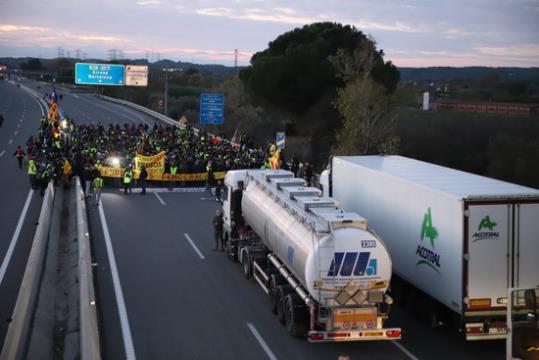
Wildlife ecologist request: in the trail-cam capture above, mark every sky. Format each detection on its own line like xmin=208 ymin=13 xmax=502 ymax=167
xmin=0 ymin=0 xmax=538 ymax=67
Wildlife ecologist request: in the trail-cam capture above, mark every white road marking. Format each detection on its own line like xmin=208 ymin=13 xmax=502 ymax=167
xmin=0 ymin=190 xmax=34 ymax=286
xmin=154 ymin=192 xmax=165 ymax=206
xmin=183 ymin=233 xmax=205 ymax=260
xmin=247 ymin=323 xmax=278 ymax=360
xmin=0 ymin=150 xmax=5 ymax=157
xmin=98 ymin=201 xmax=137 ymax=360
xmin=14 ymin=131 xmax=17 ymax=136
xmin=8 ymin=139 xmax=13 ymax=144
xmin=17 ymin=124 xmax=21 ymax=128
xmin=391 ymin=340 xmax=420 ymax=360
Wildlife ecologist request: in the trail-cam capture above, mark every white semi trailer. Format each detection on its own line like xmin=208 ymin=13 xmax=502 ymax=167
xmin=221 ymin=169 xmax=401 ymax=342
xmin=321 ymin=155 xmax=539 ymax=341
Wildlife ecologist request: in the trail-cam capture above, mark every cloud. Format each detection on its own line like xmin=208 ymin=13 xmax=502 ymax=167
xmin=136 ymin=0 xmax=162 ymax=5
xmin=475 ymin=43 xmax=539 ymax=58
xmin=190 ymin=6 xmax=424 ymax=32
xmin=0 ymin=24 xmax=49 ymax=33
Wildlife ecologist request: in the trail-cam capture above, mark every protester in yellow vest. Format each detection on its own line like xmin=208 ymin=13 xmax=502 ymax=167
xmin=123 ymin=166 xmax=133 ymax=195
xmin=93 ymin=175 xmax=104 ymax=204
xmin=28 ymin=158 xmax=37 ymax=189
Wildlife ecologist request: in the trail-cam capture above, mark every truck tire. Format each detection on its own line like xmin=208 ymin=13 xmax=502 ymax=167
xmin=276 ymin=285 xmax=292 ymax=325
xmin=242 ymin=251 xmax=251 ymax=280
xmin=269 ymin=274 xmax=285 ymax=314
xmin=284 ymin=294 xmax=308 ymax=337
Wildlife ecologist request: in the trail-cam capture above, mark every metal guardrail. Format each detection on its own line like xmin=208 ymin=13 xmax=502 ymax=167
xmin=75 ymin=178 xmax=101 ymax=360
xmin=100 ymin=95 xmax=193 ymax=131
xmin=0 ymin=184 xmax=55 ymax=360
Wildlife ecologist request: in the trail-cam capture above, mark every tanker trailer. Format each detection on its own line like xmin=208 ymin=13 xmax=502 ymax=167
xmin=221 ymin=169 xmax=401 ymax=342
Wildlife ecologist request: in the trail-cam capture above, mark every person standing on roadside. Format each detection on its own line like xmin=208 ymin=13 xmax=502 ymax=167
xmin=139 ymin=165 xmax=148 ymax=195
xmin=28 ymin=157 xmax=37 ymax=189
xmin=93 ymin=174 xmax=104 ymax=205
xmin=212 ymin=209 xmax=223 ymax=251
xmin=123 ymin=165 xmax=133 ymax=194
xmin=13 ymin=145 xmax=25 ymax=169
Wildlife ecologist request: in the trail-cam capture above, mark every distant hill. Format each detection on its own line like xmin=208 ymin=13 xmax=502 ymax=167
xmin=2 ymin=57 xmax=537 ymax=84
xmin=0 ymin=57 xmax=242 ymax=81
xmin=399 ymin=67 xmax=539 ymax=84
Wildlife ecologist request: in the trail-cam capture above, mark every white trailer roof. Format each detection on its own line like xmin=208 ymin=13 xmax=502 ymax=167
xmin=336 ymin=155 xmax=539 ymax=200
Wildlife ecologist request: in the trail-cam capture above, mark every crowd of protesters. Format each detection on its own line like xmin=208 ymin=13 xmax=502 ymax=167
xmin=70 ymin=121 xmax=269 ymax=173
xmin=15 ymin=110 xmax=316 ymax=199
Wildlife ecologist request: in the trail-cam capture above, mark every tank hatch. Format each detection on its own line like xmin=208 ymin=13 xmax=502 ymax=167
xmin=295 ymin=196 xmax=336 ymax=211
xmin=310 ymin=208 xmax=368 ymax=230
xmin=271 ymin=177 xmax=306 ymax=190
xmin=263 ymin=170 xmax=293 ymax=183
xmin=282 ymin=186 xmax=321 ymax=199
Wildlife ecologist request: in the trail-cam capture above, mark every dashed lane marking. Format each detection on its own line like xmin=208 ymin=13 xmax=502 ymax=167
xmin=0 ymin=190 xmax=34 ymax=286
xmin=391 ymin=340 xmax=420 ymax=360
xmin=247 ymin=323 xmax=278 ymax=360
xmin=154 ymin=192 xmax=166 ymax=206
xmin=8 ymin=139 xmax=13 ymax=144
xmin=0 ymin=150 xmax=5 ymax=157
xmin=98 ymin=200 xmax=137 ymax=360
xmin=183 ymin=233 xmax=205 ymax=260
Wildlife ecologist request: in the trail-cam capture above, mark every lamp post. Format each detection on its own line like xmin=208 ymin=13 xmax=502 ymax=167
xmin=162 ymin=68 xmax=182 ymax=117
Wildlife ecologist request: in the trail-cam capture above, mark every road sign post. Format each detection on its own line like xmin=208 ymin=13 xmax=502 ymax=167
xmin=276 ymin=132 xmax=285 ymax=149
xmin=199 ymin=93 xmax=224 ymax=125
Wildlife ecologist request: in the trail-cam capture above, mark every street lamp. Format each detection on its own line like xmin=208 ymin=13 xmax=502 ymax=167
xmin=162 ymin=68 xmax=182 ymax=117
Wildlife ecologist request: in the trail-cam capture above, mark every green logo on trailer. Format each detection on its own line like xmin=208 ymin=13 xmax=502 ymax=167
xmin=478 ymin=216 xmax=497 ymax=231
xmin=472 ymin=215 xmax=500 ymax=242
xmin=416 ymin=207 xmax=441 ymax=275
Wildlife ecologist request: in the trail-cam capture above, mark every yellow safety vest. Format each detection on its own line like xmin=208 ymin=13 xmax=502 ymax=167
xmin=28 ymin=160 xmax=37 ymax=175
xmin=123 ymin=170 xmax=132 ymax=184
xmin=93 ymin=177 xmax=104 ymax=189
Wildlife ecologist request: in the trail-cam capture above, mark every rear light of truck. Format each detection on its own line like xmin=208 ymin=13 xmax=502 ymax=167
xmin=469 ymin=298 xmax=491 ymax=308
xmin=309 ymin=333 xmax=324 ymax=341
xmin=466 ymin=326 xmax=483 ymax=334
xmin=386 ymin=330 xmax=401 ymax=338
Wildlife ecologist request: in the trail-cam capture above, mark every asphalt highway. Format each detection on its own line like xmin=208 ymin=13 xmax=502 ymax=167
xmin=1 ymin=79 xmax=506 ymax=359
xmin=0 ymin=80 xmax=46 ymax=345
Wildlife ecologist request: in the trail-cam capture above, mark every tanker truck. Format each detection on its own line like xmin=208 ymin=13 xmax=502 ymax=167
xmin=221 ymin=169 xmax=401 ymax=342
xmin=320 ymin=155 xmax=539 ymax=341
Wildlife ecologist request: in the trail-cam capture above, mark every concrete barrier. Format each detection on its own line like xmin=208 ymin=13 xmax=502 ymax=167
xmin=0 ymin=183 xmax=55 ymax=360
xmin=75 ymin=177 xmax=101 ymax=360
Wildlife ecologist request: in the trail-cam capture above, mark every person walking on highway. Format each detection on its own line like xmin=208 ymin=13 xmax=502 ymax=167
xmin=27 ymin=157 xmax=37 ymax=189
xmin=93 ymin=174 xmax=104 ymax=205
xmin=123 ymin=165 xmax=133 ymax=195
xmin=13 ymin=145 xmax=25 ymax=169
xmin=206 ymin=160 xmax=215 ymax=197
xmin=38 ymin=165 xmax=51 ymax=196
xmin=212 ymin=209 xmax=224 ymax=251
xmin=139 ymin=165 xmax=148 ymax=195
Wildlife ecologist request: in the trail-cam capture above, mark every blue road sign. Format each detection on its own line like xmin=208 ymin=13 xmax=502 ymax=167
xmin=75 ymin=63 xmax=125 ymax=86
xmin=200 ymin=93 xmax=224 ymax=125
xmin=276 ymin=132 xmax=285 ymax=149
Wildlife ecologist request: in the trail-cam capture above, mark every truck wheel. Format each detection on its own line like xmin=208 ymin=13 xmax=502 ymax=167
xmin=269 ymin=274 xmax=285 ymax=314
xmin=242 ymin=251 xmax=251 ymax=280
xmin=285 ymin=294 xmax=308 ymax=337
xmin=276 ymin=285 xmax=292 ymax=325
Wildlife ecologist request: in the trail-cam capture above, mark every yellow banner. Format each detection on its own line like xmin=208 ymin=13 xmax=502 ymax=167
xmin=135 ymin=151 xmax=165 ymax=175
xmin=99 ymin=166 xmax=225 ymax=182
